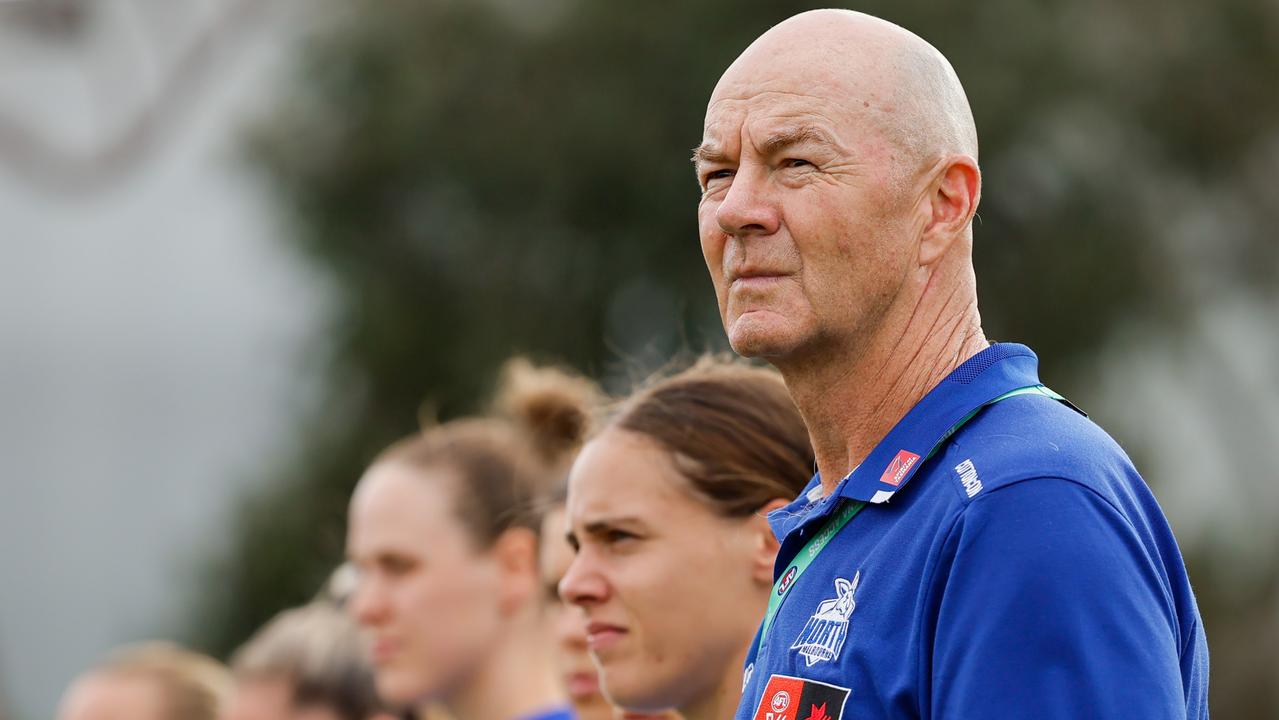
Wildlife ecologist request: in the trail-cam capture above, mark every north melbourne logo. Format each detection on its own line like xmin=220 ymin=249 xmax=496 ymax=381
xmin=790 ymin=572 xmax=860 ymax=667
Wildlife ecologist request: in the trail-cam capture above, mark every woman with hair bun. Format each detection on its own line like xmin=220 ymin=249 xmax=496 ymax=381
xmin=560 ymin=357 xmax=815 ymax=720
xmin=346 ymin=359 xmax=602 ymax=720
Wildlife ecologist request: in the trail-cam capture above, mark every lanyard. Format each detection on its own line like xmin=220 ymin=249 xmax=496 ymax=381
xmin=757 ymin=497 xmax=865 ymax=652
xmin=756 ymin=383 xmax=1063 ymax=653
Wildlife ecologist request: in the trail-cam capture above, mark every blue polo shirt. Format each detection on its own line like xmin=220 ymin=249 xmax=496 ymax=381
xmin=736 ymin=343 xmax=1208 ymax=720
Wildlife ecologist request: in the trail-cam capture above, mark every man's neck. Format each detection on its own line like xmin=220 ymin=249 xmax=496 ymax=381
xmin=444 ymin=619 xmax=565 ymax=720
xmin=782 ymin=281 xmax=987 ymax=495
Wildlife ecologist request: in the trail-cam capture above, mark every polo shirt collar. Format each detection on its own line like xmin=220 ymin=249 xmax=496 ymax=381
xmin=770 ymin=342 xmax=1045 ymax=541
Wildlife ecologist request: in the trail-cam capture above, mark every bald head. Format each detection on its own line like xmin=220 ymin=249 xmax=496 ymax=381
xmin=695 ymin=9 xmax=985 ymax=371
xmin=709 ymin=10 xmax=977 ymax=175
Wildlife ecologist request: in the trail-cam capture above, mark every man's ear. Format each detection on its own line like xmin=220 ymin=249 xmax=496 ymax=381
xmin=491 ymin=526 xmax=540 ymax=614
xmin=749 ymin=498 xmax=790 ymax=586
xmin=919 ymin=155 xmax=981 ymax=267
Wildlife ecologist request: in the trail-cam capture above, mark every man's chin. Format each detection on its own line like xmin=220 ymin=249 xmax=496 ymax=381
xmin=727 ymin=319 xmax=796 ymax=360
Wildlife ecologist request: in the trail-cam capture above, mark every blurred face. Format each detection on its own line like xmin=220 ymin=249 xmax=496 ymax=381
xmin=540 ymin=508 xmax=615 ymax=720
xmin=559 ymin=430 xmax=768 ymax=714
xmin=346 ymin=461 xmax=504 ymax=707
xmin=695 ymin=58 xmax=920 ymax=364
xmin=57 ymin=673 xmax=167 ymax=720
xmin=220 ymin=678 xmax=344 ymax=720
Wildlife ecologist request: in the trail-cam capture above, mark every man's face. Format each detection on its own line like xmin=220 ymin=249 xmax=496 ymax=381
xmin=695 ymin=81 xmax=920 ymax=363
xmin=345 ymin=462 xmax=504 ymax=707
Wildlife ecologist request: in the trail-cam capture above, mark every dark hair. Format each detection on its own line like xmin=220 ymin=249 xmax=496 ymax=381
xmin=608 ymin=355 xmax=814 ymax=516
xmin=373 ymin=358 xmax=603 ymax=546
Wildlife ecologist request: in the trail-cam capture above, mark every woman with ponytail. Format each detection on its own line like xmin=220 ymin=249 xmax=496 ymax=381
xmin=345 ymin=359 xmax=601 ymax=720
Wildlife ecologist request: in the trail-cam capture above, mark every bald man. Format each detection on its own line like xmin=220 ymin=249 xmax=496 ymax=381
xmin=694 ymin=10 xmax=1208 ymax=720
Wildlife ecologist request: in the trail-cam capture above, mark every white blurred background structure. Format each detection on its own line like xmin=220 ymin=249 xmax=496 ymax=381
xmin=0 ymin=2 xmax=325 ymax=717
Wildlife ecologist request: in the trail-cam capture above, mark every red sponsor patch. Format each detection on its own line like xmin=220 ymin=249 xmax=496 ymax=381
xmin=752 ymin=674 xmax=849 ymax=720
xmin=879 ymin=449 xmax=921 ymax=487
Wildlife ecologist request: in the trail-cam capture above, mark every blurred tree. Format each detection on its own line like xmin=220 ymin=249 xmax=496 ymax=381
xmin=193 ymin=1 xmax=1279 ymax=716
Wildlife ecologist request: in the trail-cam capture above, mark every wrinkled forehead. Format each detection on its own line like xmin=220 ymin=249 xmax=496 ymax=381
xmin=699 ymin=88 xmax=882 ymax=164
xmin=702 ymin=51 xmax=887 ymax=142
xmin=704 ymin=87 xmax=842 ymax=137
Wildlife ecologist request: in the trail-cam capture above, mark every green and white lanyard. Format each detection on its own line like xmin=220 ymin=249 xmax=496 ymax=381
xmin=756 ymin=384 xmax=1065 ymax=652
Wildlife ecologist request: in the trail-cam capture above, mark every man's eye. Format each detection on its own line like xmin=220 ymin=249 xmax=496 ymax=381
xmin=703 ymin=169 xmax=735 ymax=186
xmin=782 ymin=158 xmax=812 ymax=169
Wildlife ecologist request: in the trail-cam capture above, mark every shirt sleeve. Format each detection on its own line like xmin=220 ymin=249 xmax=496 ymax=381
xmin=927 ymin=477 xmax=1188 ymax=719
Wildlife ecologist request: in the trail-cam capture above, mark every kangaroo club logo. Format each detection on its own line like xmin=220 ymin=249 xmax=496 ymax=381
xmin=752 ymin=674 xmax=850 ymax=720
xmin=879 ymin=449 xmax=920 ymax=486
xmin=791 ymin=572 xmax=860 ymax=667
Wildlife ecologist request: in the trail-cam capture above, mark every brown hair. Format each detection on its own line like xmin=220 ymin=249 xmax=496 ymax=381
xmin=608 ymin=355 xmax=814 ymax=516
xmin=92 ymin=642 xmax=231 ymax=720
xmin=230 ymin=602 xmax=383 ymax=720
xmin=373 ymin=358 xmax=603 ymax=546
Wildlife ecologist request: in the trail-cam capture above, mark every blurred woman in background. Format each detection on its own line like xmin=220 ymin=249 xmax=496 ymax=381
xmin=345 ymin=359 xmax=601 ymax=720
xmin=57 ymin=642 xmax=231 ymax=720
xmin=559 ymin=358 xmax=814 ymax=720
xmin=222 ymin=601 xmax=394 ymax=720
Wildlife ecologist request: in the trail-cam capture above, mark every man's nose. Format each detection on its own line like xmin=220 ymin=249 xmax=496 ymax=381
xmin=716 ymin=167 xmax=780 ymax=238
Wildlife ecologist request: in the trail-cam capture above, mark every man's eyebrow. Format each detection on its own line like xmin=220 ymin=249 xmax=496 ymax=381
xmin=691 ymin=126 xmax=836 ymax=167
xmin=691 ymin=143 xmax=729 ymax=167
xmin=758 ymin=126 xmax=837 ymax=157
